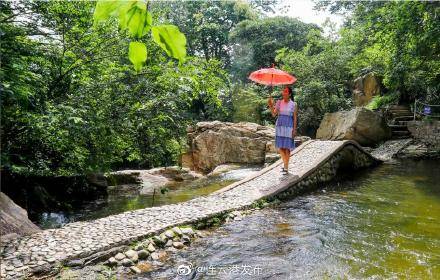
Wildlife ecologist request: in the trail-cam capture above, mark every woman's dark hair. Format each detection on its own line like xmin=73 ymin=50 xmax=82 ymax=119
xmin=286 ymin=86 xmax=293 ymax=100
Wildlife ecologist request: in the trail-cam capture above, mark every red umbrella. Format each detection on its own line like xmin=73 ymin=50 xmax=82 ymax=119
xmin=248 ymin=65 xmax=297 ymax=86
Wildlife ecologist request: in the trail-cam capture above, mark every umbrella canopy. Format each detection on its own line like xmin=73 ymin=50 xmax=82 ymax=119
xmin=248 ymin=66 xmax=297 ymax=86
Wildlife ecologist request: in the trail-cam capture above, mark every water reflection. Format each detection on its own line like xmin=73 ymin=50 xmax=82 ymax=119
xmin=35 ymin=166 xmax=261 ymax=229
xmin=142 ymin=159 xmax=440 ymax=279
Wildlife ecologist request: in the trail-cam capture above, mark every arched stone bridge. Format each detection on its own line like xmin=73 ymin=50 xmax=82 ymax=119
xmin=0 ymin=140 xmax=379 ymax=279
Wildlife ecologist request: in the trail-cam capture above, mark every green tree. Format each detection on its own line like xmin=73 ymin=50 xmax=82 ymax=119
xmin=276 ymin=28 xmax=353 ymax=135
xmin=230 ymin=16 xmax=318 ymax=81
xmin=159 ymin=0 xmax=257 ymax=65
xmin=316 ymin=1 xmax=440 ymax=103
xmin=0 ymin=0 xmax=229 ymax=176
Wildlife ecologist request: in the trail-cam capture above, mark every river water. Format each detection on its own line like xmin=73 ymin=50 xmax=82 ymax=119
xmin=34 ymin=167 xmax=261 ymax=229
xmin=141 ymin=159 xmax=440 ymax=279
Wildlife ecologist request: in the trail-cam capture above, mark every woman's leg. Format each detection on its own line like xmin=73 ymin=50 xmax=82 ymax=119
xmin=278 ymin=148 xmax=286 ymax=169
xmin=279 ymin=148 xmax=288 ymax=170
xmin=282 ymin=148 xmax=290 ymax=170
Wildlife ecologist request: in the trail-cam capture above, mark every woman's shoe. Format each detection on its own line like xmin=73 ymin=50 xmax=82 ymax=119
xmin=281 ymin=168 xmax=289 ymax=175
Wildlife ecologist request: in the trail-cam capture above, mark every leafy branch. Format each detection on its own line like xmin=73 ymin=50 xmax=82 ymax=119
xmin=93 ymin=0 xmax=187 ymax=72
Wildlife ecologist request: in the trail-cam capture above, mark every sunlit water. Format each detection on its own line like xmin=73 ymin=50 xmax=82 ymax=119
xmin=140 ymin=159 xmax=440 ymax=279
xmin=34 ymin=167 xmax=261 ymax=229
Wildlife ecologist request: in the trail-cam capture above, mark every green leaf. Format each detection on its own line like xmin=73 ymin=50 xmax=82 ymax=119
xmin=119 ymin=1 xmax=152 ymax=38
xmin=93 ymin=0 xmax=123 ymax=23
xmin=152 ymin=25 xmax=187 ymax=63
xmin=128 ymin=41 xmax=148 ymax=72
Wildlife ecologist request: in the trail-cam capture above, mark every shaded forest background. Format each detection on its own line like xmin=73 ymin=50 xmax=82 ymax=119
xmin=1 ymin=0 xmax=439 ymax=176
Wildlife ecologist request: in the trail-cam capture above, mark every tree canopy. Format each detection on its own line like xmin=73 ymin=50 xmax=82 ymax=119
xmin=1 ymin=0 xmax=438 ymax=176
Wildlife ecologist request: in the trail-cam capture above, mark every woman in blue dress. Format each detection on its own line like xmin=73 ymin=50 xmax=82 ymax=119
xmin=268 ymin=86 xmax=298 ymax=175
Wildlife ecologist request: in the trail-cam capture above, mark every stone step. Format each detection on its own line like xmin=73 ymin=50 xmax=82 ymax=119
xmin=392 ymin=135 xmax=413 ymax=139
xmin=392 ymin=131 xmax=411 ymax=136
xmin=390 ymin=112 xmax=413 ymax=117
xmin=394 ymin=116 xmax=414 ymax=122
xmin=389 ymin=105 xmax=410 ymax=110
xmin=395 ymin=120 xmax=410 ymax=125
xmin=389 ymin=124 xmax=408 ymax=130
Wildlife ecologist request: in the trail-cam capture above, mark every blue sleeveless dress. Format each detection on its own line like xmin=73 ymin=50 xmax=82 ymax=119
xmin=275 ymin=100 xmax=296 ymax=150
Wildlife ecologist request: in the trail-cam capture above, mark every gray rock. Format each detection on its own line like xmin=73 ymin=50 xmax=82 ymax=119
xmin=114 ymin=253 xmax=125 ymax=261
xmin=107 ymin=257 xmax=118 ymax=267
xmin=164 ymin=229 xmax=175 ymax=239
xmin=150 ymin=252 xmax=159 ymax=261
xmin=147 ymin=243 xmax=156 ymax=253
xmin=181 ymin=227 xmax=195 ymax=236
xmin=171 ymin=227 xmax=183 ymax=236
xmin=0 ymin=192 xmax=40 ymax=238
xmin=138 ymin=250 xmax=149 ymax=260
xmin=172 ymin=242 xmax=184 ymax=249
xmin=121 ymin=258 xmax=133 ymax=267
xmin=165 ymin=240 xmax=173 ymax=247
xmin=316 ymin=107 xmax=391 ymax=146
xmin=152 ymin=235 xmax=165 ymax=246
xmin=182 ymin=235 xmax=191 ymax=244
xmin=125 ymin=249 xmax=137 ymax=259
xmin=134 ymin=244 xmax=143 ymax=251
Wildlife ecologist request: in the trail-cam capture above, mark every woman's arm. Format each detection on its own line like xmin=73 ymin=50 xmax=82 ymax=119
xmin=293 ymin=103 xmax=298 ymax=137
xmin=268 ymin=97 xmax=278 ymax=117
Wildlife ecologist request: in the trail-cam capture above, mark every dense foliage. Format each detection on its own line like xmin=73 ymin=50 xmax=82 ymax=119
xmin=2 ymin=0 xmax=438 ymax=176
xmin=316 ymin=1 xmax=440 ymax=104
xmin=1 ymin=1 xmax=229 ymax=176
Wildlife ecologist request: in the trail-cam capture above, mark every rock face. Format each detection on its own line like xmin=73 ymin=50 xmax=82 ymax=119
xmin=182 ymin=121 xmax=310 ymax=173
xmin=407 ymin=121 xmax=440 ymax=148
xmin=0 ymin=192 xmax=40 ymax=239
xmin=352 ymin=72 xmax=382 ymax=106
xmin=316 ymin=108 xmax=391 ymax=146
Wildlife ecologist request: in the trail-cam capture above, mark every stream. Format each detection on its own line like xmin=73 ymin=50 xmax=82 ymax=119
xmin=34 ymin=166 xmax=261 ymax=229
xmin=138 ymin=159 xmax=440 ymax=279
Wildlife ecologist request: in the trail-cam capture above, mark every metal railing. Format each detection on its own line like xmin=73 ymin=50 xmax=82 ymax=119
xmin=413 ymin=99 xmax=440 ymax=120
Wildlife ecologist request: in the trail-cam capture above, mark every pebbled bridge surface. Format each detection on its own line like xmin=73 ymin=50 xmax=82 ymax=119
xmin=0 ymin=140 xmax=378 ymax=279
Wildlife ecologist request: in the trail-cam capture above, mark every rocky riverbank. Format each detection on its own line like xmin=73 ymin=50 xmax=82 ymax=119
xmin=0 ymin=140 xmax=377 ymax=279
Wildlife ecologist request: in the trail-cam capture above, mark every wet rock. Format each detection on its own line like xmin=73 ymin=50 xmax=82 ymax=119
xmin=171 ymin=226 xmax=183 ymax=237
xmin=152 ymin=235 xmax=165 ymax=247
xmin=134 ymin=244 xmax=143 ymax=251
xmin=147 ymin=243 xmax=156 ymax=253
xmin=165 ymin=240 xmax=173 ymax=247
xmin=124 ymin=250 xmax=136 ymax=258
xmin=137 ymin=250 xmax=149 ymax=260
xmin=121 ymin=258 xmax=133 ymax=267
xmin=125 ymin=250 xmax=138 ymax=262
xmin=182 ymin=235 xmax=191 ymax=245
xmin=130 ymin=266 xmax=142 ymax=274
xmin=172 ymin=242 xmax=184 ymax=249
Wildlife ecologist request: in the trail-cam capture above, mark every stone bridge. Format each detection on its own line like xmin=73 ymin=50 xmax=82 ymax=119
xmin=0 ymin=140 xmax=379 ymax=279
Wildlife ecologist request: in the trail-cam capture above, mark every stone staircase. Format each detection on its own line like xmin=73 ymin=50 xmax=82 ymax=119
xmin=386 ymin=105 xmax=413 ymax=139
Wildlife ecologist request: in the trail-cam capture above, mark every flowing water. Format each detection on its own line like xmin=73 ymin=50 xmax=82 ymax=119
xmin=141 ymin=159 xmax=440 ymax=279
xmin=34 ymin=167 xmax=261 ymax=229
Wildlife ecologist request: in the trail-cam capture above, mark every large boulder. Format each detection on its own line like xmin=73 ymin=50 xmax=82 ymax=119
xmin=0 ymin=192 xmax=40 ymax=240
xmin=182 ymin=121 xmax=274 ymax=173
xmin=352 ymin=72 xmax=382 ymax=106
xmin=182 ymin=121 xmax=310 ymax=173
xmin=316 ymin=108 xmax=391 ymax=146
